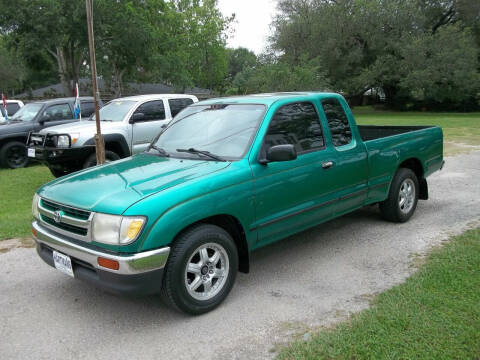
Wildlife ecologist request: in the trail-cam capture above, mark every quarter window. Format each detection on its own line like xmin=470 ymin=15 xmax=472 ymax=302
xmin=133 ymin=100 xmax=165 ymax=121
xmin=321 ymin=98 xmax=352 ymax=147
xmin=264 ymin=102 xmax=325 ymax=154
xmin=169 ymin=98 xmax=194 ymax=117
xmin=81 ymin=102 xmax=95 ymax=117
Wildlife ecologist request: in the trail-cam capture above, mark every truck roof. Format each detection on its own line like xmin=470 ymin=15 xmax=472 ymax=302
xmin=116 ymin=94 xmax=198 ymax=102
xmin=197 ymin=92 xmax=342 ymax=107
xmin=30 ymin=97 xmax=95 ymax=105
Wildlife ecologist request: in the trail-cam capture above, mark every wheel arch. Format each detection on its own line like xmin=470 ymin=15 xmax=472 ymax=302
xmin=173 ymin=214 xmax=250 ymax=274
xmin=84 ymin=133 xmax=130 ymax=158
xmin=398 ymin=157 xmax=428 ymax=200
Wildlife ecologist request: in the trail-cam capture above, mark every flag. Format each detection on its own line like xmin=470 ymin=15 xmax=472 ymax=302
xmin=73 ymin=83 xmax=81 ymax=119
xmin=2 ymin=93 xmax=8 ymax=122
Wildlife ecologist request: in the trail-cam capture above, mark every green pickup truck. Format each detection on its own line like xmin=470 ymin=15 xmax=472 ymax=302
xmin=32 ymin=92 xmax=444 ymax=314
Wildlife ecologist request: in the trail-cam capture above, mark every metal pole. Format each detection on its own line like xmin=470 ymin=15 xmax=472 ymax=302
xmin=85 ymin=0 xmax=105 ymax=165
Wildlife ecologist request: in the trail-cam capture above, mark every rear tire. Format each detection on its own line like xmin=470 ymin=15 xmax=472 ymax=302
xmin=0 ymin=141 xmax=28 ymax=169
xmin=380 ymin=168 xmax=419 ymax=222
xmin=83 ymin=150 xmax=120 ymax=169
xmin=162 ymin=224 xmax=238 ymax=315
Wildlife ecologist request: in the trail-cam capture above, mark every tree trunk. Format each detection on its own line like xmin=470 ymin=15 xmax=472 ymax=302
xmin=55 ymin=47 xmax=72 ymax=96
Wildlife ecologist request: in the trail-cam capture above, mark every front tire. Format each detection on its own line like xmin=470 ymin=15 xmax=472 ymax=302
xmin=83 ymin=150 xmax=120 ymax=169
xmin=162 ymin=224 xmax=238 ymax=315
xmin=0 ymin=141 xmax=28 ymax=169
xmin=380 ymin=168 xmax=419 ymax=222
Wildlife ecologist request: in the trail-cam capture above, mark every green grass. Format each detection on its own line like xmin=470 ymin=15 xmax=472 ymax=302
xmin=278 ymin=228 xmax=480 ymax=360
xmin=353 ymin=107 xmax=480 ymax=155
xmin=0 ymin=165 xmax=53 ymax=240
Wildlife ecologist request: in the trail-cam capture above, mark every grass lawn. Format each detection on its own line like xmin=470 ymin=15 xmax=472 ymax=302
xmin=353 ymin=107 xmax=480 ymax=155
xmin=0 ymin=165 xmax=53 ymax=240
xmin=278 ymin=228 xmax=480 ymax=360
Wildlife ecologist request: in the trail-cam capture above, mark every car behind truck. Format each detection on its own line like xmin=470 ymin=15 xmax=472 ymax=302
xmin=31 ymin=92 xmax=444 ymax=315
xmin=28 ymin=94 xmax=197 ymax=177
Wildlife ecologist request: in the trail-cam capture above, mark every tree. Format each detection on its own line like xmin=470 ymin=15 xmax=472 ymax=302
xmin=269 ymin=0 xmax=480 ymax=109
xmin=231 ymin=56 xmax=330 ymax=94
xmin=0 ymin=37 xmax=26 ymax=93
xmin=400 ymin=24 xmax=480 ymax=108
xmin=226 ymin=47 xmax=257 ymax=83
xmin=0 ymin=0 xmax=89 ymax=96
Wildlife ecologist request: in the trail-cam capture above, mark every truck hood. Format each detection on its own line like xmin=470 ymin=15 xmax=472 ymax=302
xmin=38 ymin=154 xmax=231 ymax=214
xmin=38 ymin=120 xmax=123 ymax=135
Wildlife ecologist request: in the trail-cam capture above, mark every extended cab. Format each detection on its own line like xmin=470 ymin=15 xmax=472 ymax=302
xmin=31 ymin=92 xmax=444 ymax=315
xmin=0 ymin=97 xmax=97 ymax=169
xmin=27 ymin=94 xmax=197 ymax=177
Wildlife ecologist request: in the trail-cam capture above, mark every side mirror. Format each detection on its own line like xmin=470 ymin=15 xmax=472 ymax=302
xmin=38 ymin=115 xmax=50 ymax=124
xmin=261 ymin=144 xmax=297 ymax=164
xmin=130 ymin=112 xmax=145 ymax=123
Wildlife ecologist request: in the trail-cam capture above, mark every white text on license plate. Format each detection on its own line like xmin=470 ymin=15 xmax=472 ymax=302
xmin=52 ymin=250 xmax=74 ymax=277
xmin=27 ymin=148 xmax=35 ymax=158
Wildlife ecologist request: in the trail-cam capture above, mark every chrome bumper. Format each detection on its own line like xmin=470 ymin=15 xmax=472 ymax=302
xmin=32 ymin=221 xmax=170 ymax=275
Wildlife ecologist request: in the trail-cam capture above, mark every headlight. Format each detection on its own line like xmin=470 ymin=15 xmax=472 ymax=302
xmin=56 ymin=133 xmax=79 ymax=148
xmin=32 ymin=193 xmax=40 ymax=219
xmin=92 ymin=213 xmax=146 ymax=245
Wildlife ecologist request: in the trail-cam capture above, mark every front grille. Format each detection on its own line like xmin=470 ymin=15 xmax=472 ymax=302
xmin=38 ymin=198 xmax=92 ymax=241
xmin=41 ymin=215 xmax=88 ymax=236
xmin=28 ymin=133 xmax=56 ymax=147
xmin=41 ymin=199 xmax=90 ymax=220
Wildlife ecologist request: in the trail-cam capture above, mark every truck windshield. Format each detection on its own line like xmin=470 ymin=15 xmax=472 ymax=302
xmin=10 ymin=103 xmax=43 ymax=122
xmin=91 ymin=100 xmax=136 ymax=122
xmin=152 ymin=104 xmax=265 ymax=160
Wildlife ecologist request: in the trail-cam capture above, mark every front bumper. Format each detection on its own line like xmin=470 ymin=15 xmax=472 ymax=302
xmin=32 ymin=221 xmax=170 ymax=295
xmin=28 ymin=145 xmax=93 ymax=165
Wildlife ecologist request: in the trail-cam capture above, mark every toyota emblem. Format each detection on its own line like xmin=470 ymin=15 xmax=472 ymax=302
xmin=53 ymin=210 xmax=64 ymax=223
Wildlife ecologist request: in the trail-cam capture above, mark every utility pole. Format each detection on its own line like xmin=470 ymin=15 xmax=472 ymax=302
xmin=85 ymin=0 xmax=105 ymax=165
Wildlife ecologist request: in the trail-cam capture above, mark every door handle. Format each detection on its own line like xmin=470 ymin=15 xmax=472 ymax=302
xmin=322 ymin=161 xmax=334 ymax=169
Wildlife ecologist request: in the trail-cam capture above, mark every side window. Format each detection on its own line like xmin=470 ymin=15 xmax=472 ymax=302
xmin=81 ymin=102 xmax=95 ymax=117
xmin=133 ymin=100 xmax=165 ymax=121
xmin=264 ymin=102 xmax=325 ymax=154
xmin=321 ymin=98 xmax=352 ymax=147
xmin=169 ymin=98 xmax=194 ymax=117
xmin=41 ymin=104 xmax=73 ymax=121
xmin=6 ymin=103 xmax=20 ymax=115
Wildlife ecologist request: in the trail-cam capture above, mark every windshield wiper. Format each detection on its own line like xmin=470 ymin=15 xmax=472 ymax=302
xmin=148 ymin=144 xmax=170 ymax=157
xmin=176 ymin=148 xmax=225 ymax=161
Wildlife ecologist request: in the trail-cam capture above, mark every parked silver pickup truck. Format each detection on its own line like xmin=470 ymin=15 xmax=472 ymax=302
xmin=28 ymin=94 xmax=198 ymax=177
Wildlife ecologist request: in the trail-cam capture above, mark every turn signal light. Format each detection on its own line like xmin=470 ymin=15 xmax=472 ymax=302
xmin=32 ymin=228 xmax=37 ymax=237
xmin=97 ymin=257 xmax=119 ymax=270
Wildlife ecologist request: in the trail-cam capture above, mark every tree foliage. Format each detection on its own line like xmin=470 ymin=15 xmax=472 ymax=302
xmin=270 ymin=0 xmax=480 ymax=109
xmin=0 ymin=0 xmax=232 ymax=96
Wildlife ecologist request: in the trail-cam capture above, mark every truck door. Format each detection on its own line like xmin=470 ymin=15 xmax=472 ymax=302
xmin=319 ymin=97 xmax=368 ymax=216
xmin=130 ymin=100 xmax=169 ymax=154
xmin=250 ymin=101 xmax=338 ymax=247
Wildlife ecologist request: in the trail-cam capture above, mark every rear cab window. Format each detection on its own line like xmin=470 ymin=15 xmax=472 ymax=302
xmin=321 ymin=98 xmax=352 ymax=147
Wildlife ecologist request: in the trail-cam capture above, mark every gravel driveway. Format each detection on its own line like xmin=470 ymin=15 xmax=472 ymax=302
xmin=1 ymin=152 xmax=479 ymax=360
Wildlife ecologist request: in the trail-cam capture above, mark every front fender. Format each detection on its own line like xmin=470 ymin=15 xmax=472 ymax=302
xmin=122 ymin=163 xmax=256 ymax=252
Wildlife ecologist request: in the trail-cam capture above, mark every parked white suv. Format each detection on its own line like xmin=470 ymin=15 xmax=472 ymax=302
xmin=28 ymin=94 xmax=198 ymax=177
xmin=0 ymin=100 xmax=24 ymax=124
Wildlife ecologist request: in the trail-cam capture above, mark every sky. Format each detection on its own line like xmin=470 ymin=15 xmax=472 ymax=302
xmin=217 ymin=0 xmax=278 ymax=54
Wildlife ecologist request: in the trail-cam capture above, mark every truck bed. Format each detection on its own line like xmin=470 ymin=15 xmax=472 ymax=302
xmin=358 ymin=125 xmax=435 ymax=142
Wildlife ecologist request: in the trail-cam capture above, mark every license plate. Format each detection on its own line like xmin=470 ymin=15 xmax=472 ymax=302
xmin=52 ymin=250 xmax=74 ymax=277
xmin=27 ymin=148 xmax=35 ymax=158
